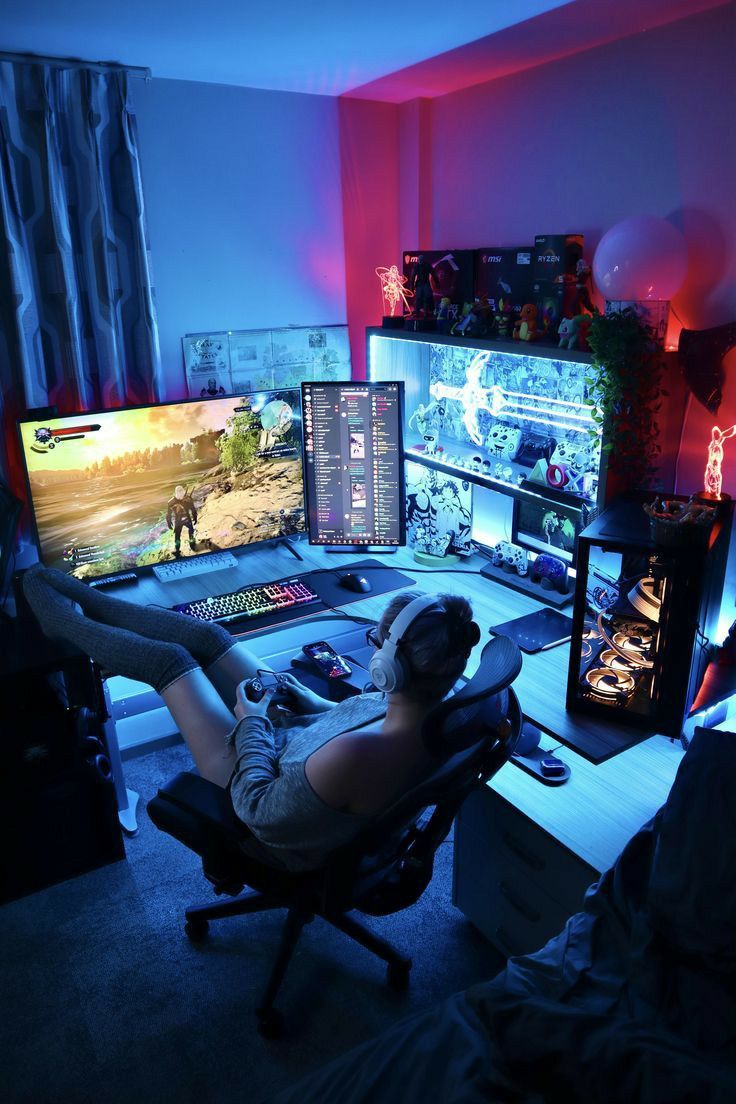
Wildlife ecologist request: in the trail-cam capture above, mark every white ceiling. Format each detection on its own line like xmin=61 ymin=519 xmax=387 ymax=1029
xmin=0 ymin=0 xmax=573 ymax=94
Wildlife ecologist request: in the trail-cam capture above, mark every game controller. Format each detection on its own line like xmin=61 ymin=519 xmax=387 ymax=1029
xmin=513 ymin=433 xmax=556 ymax=467
xmin=242 ymin=673 xmax=287 ymax=703
xmin=492 ymin=540 xmax=529 ymax=576
xmin=530 ymin=552 xmax=569 ymax=593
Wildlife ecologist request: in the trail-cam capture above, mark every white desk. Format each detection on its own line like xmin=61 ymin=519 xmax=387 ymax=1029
xmin=105 ymin=539 xmax=685 ymax=947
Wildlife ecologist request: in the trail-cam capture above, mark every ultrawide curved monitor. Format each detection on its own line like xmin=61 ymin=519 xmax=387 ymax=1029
xmin=18 ymin=388 xmax=304 ymax=580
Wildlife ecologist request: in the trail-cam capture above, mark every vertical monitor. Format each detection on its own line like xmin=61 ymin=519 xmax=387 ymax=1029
xmin=17 ymin=388 xmax=305 ymax=580
xmin=302 ymin=381 xmax=405 ymax=547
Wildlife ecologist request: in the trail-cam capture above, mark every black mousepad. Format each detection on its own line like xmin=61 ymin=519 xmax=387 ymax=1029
xmin=489 ymin=608 xmax=573 ymax=654
xmin=308 ymin=557 xmax=416 ymax=610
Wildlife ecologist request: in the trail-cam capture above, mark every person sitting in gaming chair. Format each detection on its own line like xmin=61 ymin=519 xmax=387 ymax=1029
xmin=22 ymin=568 xmax=480 ymax=872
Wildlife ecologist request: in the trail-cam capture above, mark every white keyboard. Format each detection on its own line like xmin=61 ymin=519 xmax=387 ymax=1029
xmin=153 ymin=551 xmax=239 ymax=582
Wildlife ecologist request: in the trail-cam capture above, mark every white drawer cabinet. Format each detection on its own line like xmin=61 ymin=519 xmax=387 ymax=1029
xmin=453 ymin=787 xmax=598 ymax=957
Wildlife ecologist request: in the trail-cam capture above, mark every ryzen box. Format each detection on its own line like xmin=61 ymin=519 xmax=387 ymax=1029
xmin=532 ymin=234 xmax=584 ymax=284
xmin=474 ymin=247 xmax=533 ymax=312
xmin=402 ymin=250 xmax=474 ymax=309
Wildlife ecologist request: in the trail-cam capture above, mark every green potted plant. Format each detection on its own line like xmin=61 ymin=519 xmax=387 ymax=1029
xmin=585 ymin=307 xmax=666 ymax=496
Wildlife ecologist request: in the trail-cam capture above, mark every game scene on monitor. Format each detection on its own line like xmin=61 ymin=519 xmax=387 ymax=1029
xmin=19 ymin=389 xmax=304 ymax=580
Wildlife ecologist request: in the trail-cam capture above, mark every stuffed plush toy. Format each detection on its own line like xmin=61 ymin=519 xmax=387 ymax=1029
xmin=513 ymin=303 xmax=538 ymax=342
xmin=558 ymin=317 xmax=576 ymax=349
xmin=558 ymin=313 xmax=592 ymax=350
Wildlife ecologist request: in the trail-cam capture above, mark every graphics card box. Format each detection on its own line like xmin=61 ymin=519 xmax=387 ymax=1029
xmin=474 ymin=247 xmax=534 ymax=312
xmin=402 ymin=250 xmax=474 ymax=309
xmin=533 ymin=234 xmax=584 ymax=283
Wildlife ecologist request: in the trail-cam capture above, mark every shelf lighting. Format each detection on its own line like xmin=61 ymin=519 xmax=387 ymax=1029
xmin=429 ymin=351 xmax=599 ymax=445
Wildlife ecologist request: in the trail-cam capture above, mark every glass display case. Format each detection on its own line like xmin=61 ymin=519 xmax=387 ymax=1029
xmin=368 ymin=329 xmax=605 ymax=601
xmin=566 ymin=498 xmax=732 ymax=738
xmin=367 ymin=329 xmax=604 ymax=510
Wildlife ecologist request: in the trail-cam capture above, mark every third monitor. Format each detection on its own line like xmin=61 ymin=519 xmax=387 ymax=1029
xmin=302 ymin=381 xmax=405 ymax=549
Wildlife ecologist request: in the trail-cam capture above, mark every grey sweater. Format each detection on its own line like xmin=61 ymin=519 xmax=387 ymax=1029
xmin=225 ymin=694 xmax=388 ymax=872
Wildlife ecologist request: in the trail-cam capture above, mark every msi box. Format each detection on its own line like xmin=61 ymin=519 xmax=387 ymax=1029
xmin=402 ymin=250 xmax=474 ymax=310
xmin=533 ymin=234 xmax=584 ymax=284
xmin=474 ymin=247 xmax=534 ymax=311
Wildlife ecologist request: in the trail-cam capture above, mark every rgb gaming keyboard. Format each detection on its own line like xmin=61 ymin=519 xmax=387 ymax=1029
xmin=172 ymin=576 xmax=321 ymax=625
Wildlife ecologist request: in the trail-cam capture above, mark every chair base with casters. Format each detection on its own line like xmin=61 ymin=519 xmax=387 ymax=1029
xmin=147 ymin=635 xmax=523 ymax=1037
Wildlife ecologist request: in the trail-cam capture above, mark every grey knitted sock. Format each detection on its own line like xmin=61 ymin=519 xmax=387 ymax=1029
xmin=23 ymin=565 xmax=199 ymax=695
xmin=37 ymin=566 xmax=236 ymax=670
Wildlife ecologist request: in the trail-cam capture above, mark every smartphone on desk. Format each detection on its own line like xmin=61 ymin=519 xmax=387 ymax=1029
xmin=302 ymin=640 xmax=352 ymax=680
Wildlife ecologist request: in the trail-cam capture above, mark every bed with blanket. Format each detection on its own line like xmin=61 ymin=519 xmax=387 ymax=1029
xmin=271 ymin=727 xmax=736 ymax=1103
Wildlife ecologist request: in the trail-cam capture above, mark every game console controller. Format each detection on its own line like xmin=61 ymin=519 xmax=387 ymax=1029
xmin=530 ymin=552 xmax=569 ymax=593
xmin=242 ymin=673 xmax=287 ymax=703
xmin=492 ymin=540 xmax=529 ymax=576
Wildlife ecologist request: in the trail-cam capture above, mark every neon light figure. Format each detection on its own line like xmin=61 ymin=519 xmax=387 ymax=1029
xmin=375 ymin=264 xmax=412 ymax=317
xmin=430 ymin=353 xmax=495 ymax=445
xmin=704 ymin=424 xmax=736 ymax=499
xmin=429 ymin=352 xmax=597 ymax=446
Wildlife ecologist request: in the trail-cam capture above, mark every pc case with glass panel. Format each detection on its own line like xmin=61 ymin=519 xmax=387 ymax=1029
xmin=566 ymin=497 xmax=732 ymax=737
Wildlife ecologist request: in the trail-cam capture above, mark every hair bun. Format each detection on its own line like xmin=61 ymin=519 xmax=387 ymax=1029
xmin=450 ymin=617 xmax=480 ymax=653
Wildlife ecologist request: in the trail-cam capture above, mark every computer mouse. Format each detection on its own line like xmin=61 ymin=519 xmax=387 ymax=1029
xmin=338 ymin=573 xmax=372 ymax=594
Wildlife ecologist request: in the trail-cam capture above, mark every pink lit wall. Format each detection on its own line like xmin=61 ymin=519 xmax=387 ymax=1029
xmin=338 ymin=98 xmax=400 ymax=378
xmin=425 ymin=5 xmax=736 ymax=491
xmin=410 ymin=5 xmax=736 ymax=634
xmin=132 ymin=78 xmax=347 ymax=396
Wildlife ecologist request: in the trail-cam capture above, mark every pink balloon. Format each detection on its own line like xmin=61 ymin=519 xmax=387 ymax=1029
xmin=593 ymin=216 xmax=688 ymax=301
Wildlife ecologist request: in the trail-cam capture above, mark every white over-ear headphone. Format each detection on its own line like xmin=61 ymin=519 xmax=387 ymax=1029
xmin=368 ymin=594 xmax=440 ymax=694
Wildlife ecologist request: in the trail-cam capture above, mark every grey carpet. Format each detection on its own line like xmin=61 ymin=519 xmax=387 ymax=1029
xmin=0 ymin=741 xmax=505 ymax=1104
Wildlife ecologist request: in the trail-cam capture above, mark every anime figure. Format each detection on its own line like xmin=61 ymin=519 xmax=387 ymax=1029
xmin=375 ymin=264 xmax=412 ymax=317
xmin=408 ymin=400 xmax=443 ymax=455
xmin=450 ymin=302 xmax=474 ymax=335
xmin=436 ymin=297 xmax=457 ymax=334
xmin=166 ymin=485 xmax=198 ymax=556
xmin=573 ymin=259 xmax=595 ymax=315
xmin=410 ymin=254 xmax=436 ymax=317
xmin=704 ymin=423 xmax=736 ymax=499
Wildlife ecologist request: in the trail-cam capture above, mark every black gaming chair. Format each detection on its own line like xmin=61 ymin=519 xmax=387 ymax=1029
xmin=147 ymin=634 xmax=523 ymax=1037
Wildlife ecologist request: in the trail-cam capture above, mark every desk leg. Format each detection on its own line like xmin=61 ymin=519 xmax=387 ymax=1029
xmin=102 ymin=681 xmax=140 ymax=835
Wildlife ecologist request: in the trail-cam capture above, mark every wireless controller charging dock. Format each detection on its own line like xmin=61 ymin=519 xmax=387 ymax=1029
xmin=511 ymin=723 xmax=571 ymax=786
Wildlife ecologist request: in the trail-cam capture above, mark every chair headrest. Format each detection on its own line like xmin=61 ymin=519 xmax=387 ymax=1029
xmin=421 ymin=634 xmax=522 ymax=757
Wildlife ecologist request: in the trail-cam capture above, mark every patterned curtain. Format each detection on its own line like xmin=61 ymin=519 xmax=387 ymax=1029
xmin=0 ymin=61 xmax=163 ymax=485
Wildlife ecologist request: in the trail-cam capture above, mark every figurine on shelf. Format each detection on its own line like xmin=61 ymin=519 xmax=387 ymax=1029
xmin=408 ymin=400 xmax=443 ymax=456
xmin=410 ymin=254 xmax=436 ymax=317
xmin=573 ymin=258 xmax=595 ymax=316
xmin=375 ymin=263 xmax=413 ymax=319
xmin=458 ymin=296 xmax=494 ymax=337
xmin=513 ymin=303 xmax=539 ymax=342
xmin=436 ymin=297 xmax=453 ymax=333
xmin=557 ymin=313 xmax=591 ymax=350
xmin=450 ymin=302 xmax=474 ymax=335
xmin=495 ymin=299 xmax=514 ymax=339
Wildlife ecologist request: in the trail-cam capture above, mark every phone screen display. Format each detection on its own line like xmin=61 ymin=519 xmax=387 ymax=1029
xmin=303 ymin=641 xmax=352 ymax=679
